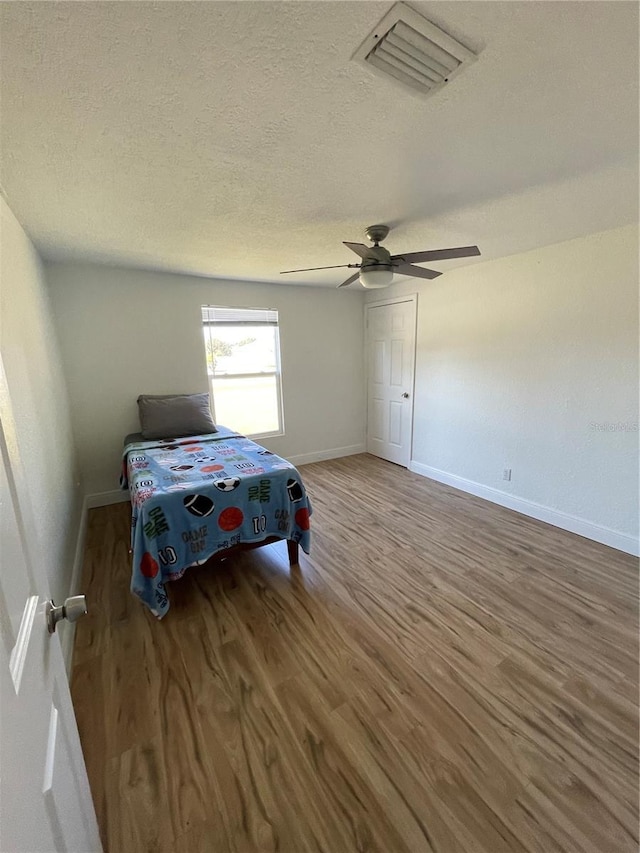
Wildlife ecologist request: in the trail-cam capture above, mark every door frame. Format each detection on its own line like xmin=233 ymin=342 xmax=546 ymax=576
xmin=364 ymin=293 xmax=418 ymax=467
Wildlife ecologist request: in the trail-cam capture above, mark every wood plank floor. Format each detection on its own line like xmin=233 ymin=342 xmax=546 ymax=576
xmin=71 ymin=454 xmax=639 ymax=853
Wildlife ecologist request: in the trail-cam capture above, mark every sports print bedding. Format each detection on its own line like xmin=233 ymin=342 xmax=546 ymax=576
xmin=121 ymin=426 xmax=312 ymax=617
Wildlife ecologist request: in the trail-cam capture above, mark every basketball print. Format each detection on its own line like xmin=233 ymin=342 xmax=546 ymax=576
xmin=140 ymin=552 xmax=159 ymax=578
xmin=295 ymin=507 xmax=310 ymax=531
xmin=201 ymin=464 xmax=225 ymax=473
xmin=183 ymin=494 xmax=215 ymax=517
xmin=215 ymin=477 xmax=241 ymax=492
xmin=218 ymin=507 xmax=243 ymax=531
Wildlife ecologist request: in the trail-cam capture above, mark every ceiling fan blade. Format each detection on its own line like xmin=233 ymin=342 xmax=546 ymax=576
xmin=391 ymin=245 xmax=481 ymax=264
xmin=280 ymin=263 xmax=358 ymax=274
xmin=343 ymin=242 xmax=371 ymax=259
xmin=395 ymin=264 xmax=442 ymax=280
xmin=337 ymin=271 xmax=360 ymax=289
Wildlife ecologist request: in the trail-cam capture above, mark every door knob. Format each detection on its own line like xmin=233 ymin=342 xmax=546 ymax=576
xmin=402 ymin=392 xmax=410 ymax=398
xmin=45 ymin=595 xmax=87 ymax=634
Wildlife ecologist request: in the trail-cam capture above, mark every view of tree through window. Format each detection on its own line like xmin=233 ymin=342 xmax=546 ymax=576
xmin=205 ymin=335 xmax=256 ymax=372
xmin=201 ymin=306 xmax=283 ymax=437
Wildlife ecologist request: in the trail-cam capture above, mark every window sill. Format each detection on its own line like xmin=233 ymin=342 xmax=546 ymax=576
xmin=248 ymin=430 xmax=285 ymax=441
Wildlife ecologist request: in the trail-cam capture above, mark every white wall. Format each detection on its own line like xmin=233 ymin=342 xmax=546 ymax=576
xmin=366 ymin=224 xmax=639 ymax=549
xmin=0 ymin=197 xmax=83 ymax=659
xmin=36 ymin=224 xmax=640 ymax=554
xmin=46 ymin=263 xmax=365 ymax=497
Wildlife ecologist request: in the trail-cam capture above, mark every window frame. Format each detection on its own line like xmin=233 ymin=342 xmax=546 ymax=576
xmin=201 ymin=307 xmax=285 ymax=440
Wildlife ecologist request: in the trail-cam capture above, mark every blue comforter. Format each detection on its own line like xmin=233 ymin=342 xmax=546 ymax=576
xmin=121 ymin=427 xmax=311 ymax=617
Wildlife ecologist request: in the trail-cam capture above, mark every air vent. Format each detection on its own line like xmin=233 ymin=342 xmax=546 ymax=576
xmin=352 ymin=2 xmax=477 ymax=97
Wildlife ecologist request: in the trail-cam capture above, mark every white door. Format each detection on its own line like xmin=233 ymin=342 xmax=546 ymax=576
xmin=365 ymin=296 xmax=417 ymax=467
xmin=0 ymin=364 xmax=101 ymax=852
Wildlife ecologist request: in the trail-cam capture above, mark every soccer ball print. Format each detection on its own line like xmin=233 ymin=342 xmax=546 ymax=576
xmin=215 ymin=477 xmax=241 ymax=492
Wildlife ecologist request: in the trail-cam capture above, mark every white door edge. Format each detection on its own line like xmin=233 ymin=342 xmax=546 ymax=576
xmin=0 ymin=353 xmax=102 ymax=852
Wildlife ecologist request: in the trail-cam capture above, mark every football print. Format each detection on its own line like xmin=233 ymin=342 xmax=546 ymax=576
xmin=214 ymin=477 xmax=241 ymax=492
xmin=287 ymin=478 xmax=303 ymax=502
xmin=183 ymin=494 xmax=215 ymax=517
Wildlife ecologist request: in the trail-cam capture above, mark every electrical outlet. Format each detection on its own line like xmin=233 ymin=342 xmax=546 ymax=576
xmin=503 ymin=468 xmax=512 ymax=481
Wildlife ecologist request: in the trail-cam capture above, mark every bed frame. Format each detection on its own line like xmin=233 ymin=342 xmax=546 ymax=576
xmin=205 ymin=536 xmax=299 ymax=567
xmin=129 ymin=536 xmax=299 ymax=569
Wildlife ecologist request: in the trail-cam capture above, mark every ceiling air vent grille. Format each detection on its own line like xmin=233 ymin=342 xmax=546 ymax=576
xmin=352 ymin=2 xmax=477 ymax=97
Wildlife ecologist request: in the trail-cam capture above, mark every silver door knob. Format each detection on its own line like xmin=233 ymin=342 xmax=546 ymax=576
xmin=402 ymin=392 xmax=410 ymax=398
xmin=45 ymin=595 xmax=87 ymax=634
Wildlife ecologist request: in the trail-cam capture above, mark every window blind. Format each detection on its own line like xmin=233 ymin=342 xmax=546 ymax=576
xmin=201 ymin=306 xmax=278 ymax=326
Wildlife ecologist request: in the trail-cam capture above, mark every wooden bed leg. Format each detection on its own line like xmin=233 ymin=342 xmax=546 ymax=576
xmin=287 ymin=540 xmax=299 ymax=567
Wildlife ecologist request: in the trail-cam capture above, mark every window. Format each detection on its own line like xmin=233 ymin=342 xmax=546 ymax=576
xmin=201 ymin=305 xmax=284 ymax=438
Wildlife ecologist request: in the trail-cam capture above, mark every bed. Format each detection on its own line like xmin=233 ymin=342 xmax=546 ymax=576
xmin=121 ymin=425 xmax=312 ymax=617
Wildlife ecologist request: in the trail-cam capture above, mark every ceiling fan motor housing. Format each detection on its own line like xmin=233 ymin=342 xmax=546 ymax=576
xmin=363 ymin=244 xmax=392 ymax=264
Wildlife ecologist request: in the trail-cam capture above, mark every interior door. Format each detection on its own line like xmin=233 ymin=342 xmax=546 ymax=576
xmin=366 ymin=296 xmax=417 ymax=467
xmin=0 ymin=362 xmax=101 ymax=853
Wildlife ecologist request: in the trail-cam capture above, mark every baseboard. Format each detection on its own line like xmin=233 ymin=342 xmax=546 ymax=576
xmin=62 ymin=495 xmax=89 ymax=675
xmin=288 ymin=444 xmax=366 ymax=467
xmin=409 ymin=461 xmax=639 ymax=557
xmin=86 ymin=489 xmax=130 ymax=509
xmin=64 ymin=489 xmax=128 ymax=672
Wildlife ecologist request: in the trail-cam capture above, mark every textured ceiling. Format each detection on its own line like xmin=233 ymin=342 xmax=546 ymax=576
xmin=0 ymin=1 xmax=638 ymax=287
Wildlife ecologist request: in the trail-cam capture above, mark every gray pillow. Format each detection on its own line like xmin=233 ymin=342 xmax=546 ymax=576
xmin=137 ymin=393 xmax=217 ymax=440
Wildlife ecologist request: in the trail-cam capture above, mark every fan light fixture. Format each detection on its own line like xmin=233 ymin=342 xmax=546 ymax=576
xmin=359 ymin=265 xmax=394 ymax=289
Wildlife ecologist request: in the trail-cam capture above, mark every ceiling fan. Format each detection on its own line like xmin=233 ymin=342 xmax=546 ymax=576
xmin=280 ymin=224 xmax=481 ymax=289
